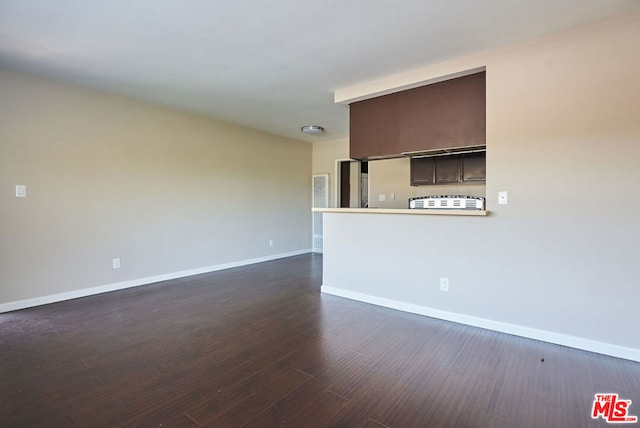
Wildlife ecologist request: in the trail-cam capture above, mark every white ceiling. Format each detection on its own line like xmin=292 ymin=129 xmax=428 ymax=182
xmin=1 ymin=1 xmax=638 ymax=143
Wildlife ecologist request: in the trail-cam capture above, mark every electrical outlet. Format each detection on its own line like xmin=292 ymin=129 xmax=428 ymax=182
xmin=112 ymin=258 xmax=121 ymax=269
xmin=498 ymin=191 xmax=508 ymax=205
xmin=269 ymin=239 xmax=274 ymax=247
xmin=440 ymin=278 xmax=449 ymax=292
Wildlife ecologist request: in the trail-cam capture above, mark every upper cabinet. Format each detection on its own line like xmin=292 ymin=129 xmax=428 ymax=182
xmin=410 ymin=152 xmax=486 ymax=186
xmin=349 ymin=71 xmax=486 ymax=160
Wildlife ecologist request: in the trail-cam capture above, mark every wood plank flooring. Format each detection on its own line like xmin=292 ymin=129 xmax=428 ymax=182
xmin=1 ymin=253 xmax=639 ymax=427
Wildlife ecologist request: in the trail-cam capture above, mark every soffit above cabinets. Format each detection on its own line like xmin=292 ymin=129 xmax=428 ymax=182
xmin=349 ymin=71 xmax=486 ymax=161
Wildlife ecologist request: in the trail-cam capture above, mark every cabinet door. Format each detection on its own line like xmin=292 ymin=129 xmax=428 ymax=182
xmin=410 ymin=157 xmax=434 ymax=185
xmin=461 ymin=153 xmax=486 ymax=182
xmin=434 ymin=156 xmax=460 ymax=184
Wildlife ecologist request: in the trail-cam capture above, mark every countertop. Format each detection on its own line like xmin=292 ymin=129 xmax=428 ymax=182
xmin=312 ymin=208 xmax=488 ymax=216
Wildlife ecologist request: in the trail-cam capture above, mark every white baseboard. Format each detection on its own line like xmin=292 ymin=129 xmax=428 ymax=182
xmin=0 ymin=249 xmax=311 ymax=314
xmin=321 ymin=285 xmax=639 ymax=363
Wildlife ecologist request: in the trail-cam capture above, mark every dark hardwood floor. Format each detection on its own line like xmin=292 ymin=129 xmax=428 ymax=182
xmin=1 ymin=253 xmax=638 ymax=427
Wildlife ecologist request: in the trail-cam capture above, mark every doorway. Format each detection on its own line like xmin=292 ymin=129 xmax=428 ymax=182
xmin=337 ymin=160 xmax=368 ymax=208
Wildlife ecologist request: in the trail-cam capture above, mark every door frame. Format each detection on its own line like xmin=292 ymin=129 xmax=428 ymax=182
xmin=335 ymin=159 xmax=368 ymax=208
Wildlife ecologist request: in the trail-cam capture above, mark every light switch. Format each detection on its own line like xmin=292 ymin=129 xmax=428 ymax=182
xmin=15 ymin=185 xmax=26 ymax=198
xmin=498 ymin=191 xmax=508 ymax=205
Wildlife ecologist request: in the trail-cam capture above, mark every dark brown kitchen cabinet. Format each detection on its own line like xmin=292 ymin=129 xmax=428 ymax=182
xmin=410 ymin=157 xmax=434 ymax=185
xmin=435 ymin=156 xmax=460 ymax=184
xmin=461 ymin=152 xmax=486 ymax=182
xmin=350 ymin=71 xmax=486 ymax=160
xmin=410 ymin=152 xmax=486 ymax=186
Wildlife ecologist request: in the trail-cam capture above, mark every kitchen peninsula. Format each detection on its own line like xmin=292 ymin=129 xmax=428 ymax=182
xmin=317 ymin=69 xmax=494 ymax=341
xmin=315 ymin=207 xmax=490 ymax=327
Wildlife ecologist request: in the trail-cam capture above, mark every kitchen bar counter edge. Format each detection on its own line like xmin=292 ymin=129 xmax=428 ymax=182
xmin=312 ymin=208 xmax=488 ymax=216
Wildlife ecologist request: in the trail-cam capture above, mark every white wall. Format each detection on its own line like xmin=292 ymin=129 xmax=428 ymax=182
xmin=319 ymin=10 xmax=640 ymax=359
xmin=0 ymin=68 xmax=312 ymax=309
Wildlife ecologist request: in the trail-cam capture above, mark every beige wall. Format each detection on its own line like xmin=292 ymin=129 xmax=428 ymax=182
xmin=312 ymin=138 xmax=349 ymax=208
xmin=0 ymin=68 xmax=311 ymax=306
xmin=320 ymin=9 xmax=640 ymax=356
